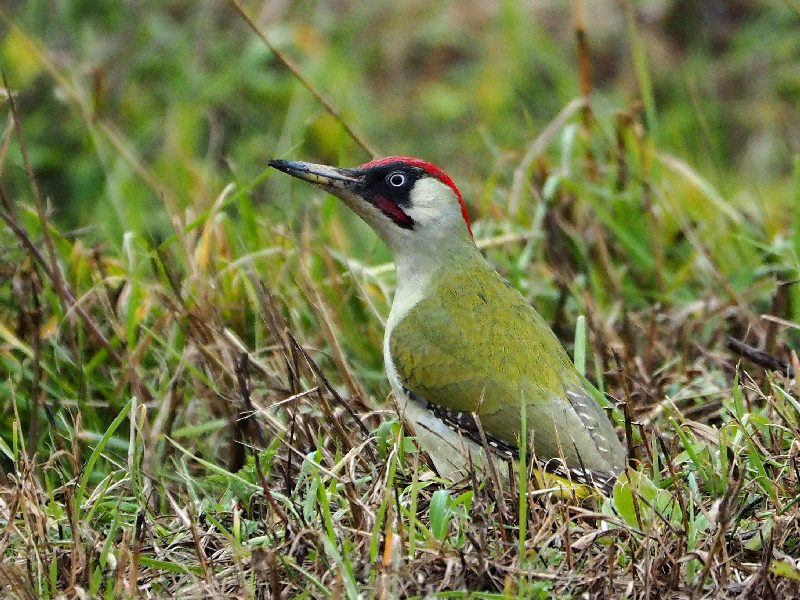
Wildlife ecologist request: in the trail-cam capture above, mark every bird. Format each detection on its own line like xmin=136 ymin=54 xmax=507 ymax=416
xmin=268 ymin=156 xmax=626 ymax=491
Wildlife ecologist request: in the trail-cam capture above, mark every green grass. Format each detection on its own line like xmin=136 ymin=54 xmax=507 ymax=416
xmin=2 ymin=1 xmax=800 ymax=597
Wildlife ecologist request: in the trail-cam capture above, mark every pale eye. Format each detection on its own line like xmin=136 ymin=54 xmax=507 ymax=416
xmin=387 ymin=172 xmax=406 ymax=187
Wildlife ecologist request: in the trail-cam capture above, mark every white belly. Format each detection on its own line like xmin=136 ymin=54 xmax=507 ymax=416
xmin=383 ymin=325 xmax=504 ymax=481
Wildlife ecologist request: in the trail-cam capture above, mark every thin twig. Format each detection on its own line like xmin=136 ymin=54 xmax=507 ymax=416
xmin=286 ymin=332 xmax=372 ymax=439
xmin=726 ymin=336 xmax=793 ymax=377
xmin=224 ymin=0 xmax=378 ymax=158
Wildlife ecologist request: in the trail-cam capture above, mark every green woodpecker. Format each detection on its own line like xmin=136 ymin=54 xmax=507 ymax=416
xmin=269 ymin=156 xmax=625 ymax=489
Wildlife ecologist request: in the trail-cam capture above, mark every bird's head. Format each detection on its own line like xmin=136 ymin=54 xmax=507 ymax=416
xmin=268 ymin=156 xmax=473 ymax=255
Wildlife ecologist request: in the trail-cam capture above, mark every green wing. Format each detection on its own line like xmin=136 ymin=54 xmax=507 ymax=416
xmin=389 ymin=260 xmax=624 ymax=473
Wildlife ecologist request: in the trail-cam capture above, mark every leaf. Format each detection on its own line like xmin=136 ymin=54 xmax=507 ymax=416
xmin=612 ymin=470 xmax=683 ymax=529
xmin=771 ymin=558 xmax=800 ymax=581
xmin=375 ymin=420 xmax=394 ymax=458
xmin=429 ymin=489 xmax=451 ymax=542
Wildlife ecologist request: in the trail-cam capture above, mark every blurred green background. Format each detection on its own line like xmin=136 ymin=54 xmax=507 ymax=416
xmin=3 ymin=0 xmax=798 ymax=242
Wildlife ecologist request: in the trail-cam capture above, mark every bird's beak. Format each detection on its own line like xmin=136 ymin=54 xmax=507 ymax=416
xmin=268 ymin=159 xmax=362 ymax=193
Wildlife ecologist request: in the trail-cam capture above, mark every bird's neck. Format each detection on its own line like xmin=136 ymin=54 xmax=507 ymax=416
xmin=387 ymin=237 xmax=485 ymax=335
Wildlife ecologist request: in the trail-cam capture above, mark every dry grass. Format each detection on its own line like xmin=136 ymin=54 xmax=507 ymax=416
xmin=2 ymin=104 xmax=799 ymax=595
